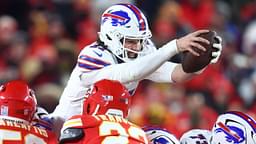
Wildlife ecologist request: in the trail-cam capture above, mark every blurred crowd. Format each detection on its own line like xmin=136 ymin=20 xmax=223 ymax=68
xmin=0 ymin=0 xmax=255 ymax=138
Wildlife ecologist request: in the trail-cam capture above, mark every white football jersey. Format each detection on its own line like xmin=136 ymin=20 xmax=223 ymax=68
xmin=51 ymin=39 xmax=178 ymax=125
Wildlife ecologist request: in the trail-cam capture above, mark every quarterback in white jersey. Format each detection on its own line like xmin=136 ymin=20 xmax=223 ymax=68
xmin=51 ymin=3 xmax=223 ymax=133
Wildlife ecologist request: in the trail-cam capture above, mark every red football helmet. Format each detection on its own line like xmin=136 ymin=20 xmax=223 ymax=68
xmin=83 ymin=79 xmax=131 ymax=118
xmin=0 ymin=80 xmax=37 ymax=123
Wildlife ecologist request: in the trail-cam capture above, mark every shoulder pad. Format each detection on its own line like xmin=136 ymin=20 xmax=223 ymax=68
xmin=80 ymin=44 xmax=104 ymax=58
xmin=77 ymin=47 xmax=112 ymax=72
xmin=59 ymin=128 xmax=84 ymax=144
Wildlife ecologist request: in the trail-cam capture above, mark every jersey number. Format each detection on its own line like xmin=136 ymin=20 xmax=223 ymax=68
xmin=0 ymin=129 xmax=46 ymax=144
xmin=99 ymin=121 xmax=147 ymax=144
xmin=190 ymin=134 xmax=208 ymax=144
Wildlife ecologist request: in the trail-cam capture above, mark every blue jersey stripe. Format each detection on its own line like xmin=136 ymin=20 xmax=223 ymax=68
xmin=78 ymin=62 xmax=103 ymax=70
xmin=79 ymin=55 xmax=110 ymax=67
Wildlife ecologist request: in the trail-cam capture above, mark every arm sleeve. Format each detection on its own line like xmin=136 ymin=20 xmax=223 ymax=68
xmin=145 ymin=61 xmax=178 ymax=83
xmin=80 ymin=40 xmax=179 ymax=86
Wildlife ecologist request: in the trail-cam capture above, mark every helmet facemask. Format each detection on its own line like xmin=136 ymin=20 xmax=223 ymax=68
xmin=120 ymin=36 xmax=149 ymax=61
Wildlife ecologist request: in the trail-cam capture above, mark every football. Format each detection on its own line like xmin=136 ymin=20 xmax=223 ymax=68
xmin=181 ymin=31 xmax=218 ymax=73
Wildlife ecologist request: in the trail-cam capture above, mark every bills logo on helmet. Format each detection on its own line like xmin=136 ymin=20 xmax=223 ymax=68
xmin=118 ymin=4 xmax=146 ymax=31
xmin=215 ymin=122 xmax=245 ymax=143
xmin=102 ymin=10 xmax=131 ymax=26
xmin=152 ymin=136 xmax=172 ymax=144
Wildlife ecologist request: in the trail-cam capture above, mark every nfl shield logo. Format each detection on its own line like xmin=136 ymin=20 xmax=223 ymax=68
xmin=1 ymin=105 xmax=8 ymax=116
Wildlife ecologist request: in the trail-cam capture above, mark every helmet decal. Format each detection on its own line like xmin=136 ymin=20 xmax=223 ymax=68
xmin=211 ymin=111 xmax=256 ymax=144
xmin=227 ymin=111 xmax=256 ymax=133
xmin=102 ymin=10 xmax=131 ymax=27
xmin=0 ymin=105 xmax=8 ymax=116
xmin=119 ymin=4 xmax=146 ymax=31
xmin=144 ymin=127 xmax=180 ymax=144
xmin=102 ymin=95 xmax=113 ymax=101
xmin=215 ymin=122 xmax=245 ymax=143
xmin=153 ymin=136 xmax=174 ymax=144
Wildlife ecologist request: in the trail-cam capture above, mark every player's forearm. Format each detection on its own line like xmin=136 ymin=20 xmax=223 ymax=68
xmin=80 ymin=40 xmax=179 ymax=84
xmin=122 ymin=40 xmax=178 ymax=82
xmin=171 ymin=64 xmax=198 ymax=83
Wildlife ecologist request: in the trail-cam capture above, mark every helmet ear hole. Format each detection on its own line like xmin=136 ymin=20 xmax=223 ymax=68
xmin=0 ymin=85 xmax=5 ymax=92
xmin=86 ymin=104 xmax=90 ymax=114
xmin=106 ymin=34 xmax=112 ymax=40
xmin=94 ymin=86 xmax=98 ymax=92
xmin=120 ymin=38 xmax=124 ymax=44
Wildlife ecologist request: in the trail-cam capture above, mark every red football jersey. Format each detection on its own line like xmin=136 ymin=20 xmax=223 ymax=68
xmin=60 ymin=115 xmax=148 ymax=144
xmin=0 ymin=119 xmax=57 ymax=144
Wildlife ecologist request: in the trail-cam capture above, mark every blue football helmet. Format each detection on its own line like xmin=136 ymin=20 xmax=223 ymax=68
xmin=144 ymin=127 xmax=180 ymax=144
xmin=99 ymin=3 xmax=153 ymax=62
xmin=180 ymin=129 xmax=212 ymax=144
xmin=211 ymin=111 xmax=256 ymax=144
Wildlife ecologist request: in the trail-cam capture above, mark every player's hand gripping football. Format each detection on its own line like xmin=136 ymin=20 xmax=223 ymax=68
xmin=210 ymin=36 xmax=222 ymax=64
xmin=176 ymin=30 xmax=210 ymax=56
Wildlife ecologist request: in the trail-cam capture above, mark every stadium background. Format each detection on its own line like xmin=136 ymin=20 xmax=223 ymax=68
xmin=0 ymin=0 xmax=255 ymax=138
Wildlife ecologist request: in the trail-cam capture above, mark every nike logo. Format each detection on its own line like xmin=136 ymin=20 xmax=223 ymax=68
xmin=93 ymin=50 xmax=103 ymax=57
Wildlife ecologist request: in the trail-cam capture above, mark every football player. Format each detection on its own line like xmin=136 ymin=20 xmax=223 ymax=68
xmin=144 ymin=127 xmax=180 ymax=144
xmin=59 ymin=79 xmax=148 ymax=144
xmin=0 ymin=80 xmax=57 ymax=143
xmin=211 ymin=111 xmax=256 ymax=144
xmin=52 ymin=3 xmax=223 ymax=130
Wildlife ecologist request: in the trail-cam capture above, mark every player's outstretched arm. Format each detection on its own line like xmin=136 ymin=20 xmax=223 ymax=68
xmin=171 ymin=33 xmax=223 ymax=83
xmin=80 ymin=30 xmax=212 ymax=85
xmin=80 ymin=40 xmax=179 ymax=85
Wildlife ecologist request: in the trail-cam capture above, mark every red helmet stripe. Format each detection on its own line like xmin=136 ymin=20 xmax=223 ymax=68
xmin=227 ymin=111 xmax=256 ymax=132
xmin=119 ymin=4 xmax=146 ymax=31
xmin=103 ymin=13 xmax=126 ymax=21
xmin=217 ymin=122 xmax=241 ymax=140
